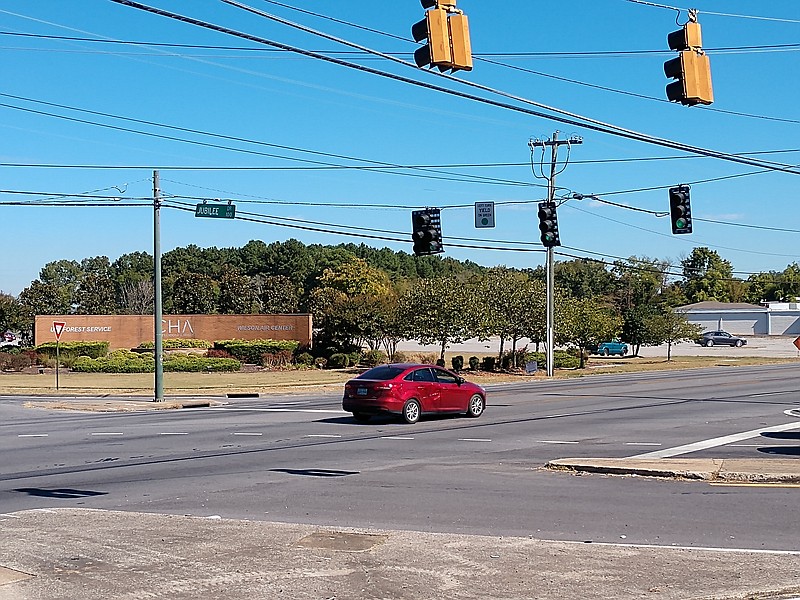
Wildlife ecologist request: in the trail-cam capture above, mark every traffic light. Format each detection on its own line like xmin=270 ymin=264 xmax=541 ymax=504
xmin=664 ymin=20 xmax=713 ymax=106
xmin=411 ymin=1 xmax=473 ymax=73
xmin=668 ymin=185 xmax=692 ymax=234
xmin=412 ymin=208 xmax=444 ymax=256
xmin=537 ymin=201 xmax=561 ymax=248
xmin=412 ymin=7 xmax=452 ymax=70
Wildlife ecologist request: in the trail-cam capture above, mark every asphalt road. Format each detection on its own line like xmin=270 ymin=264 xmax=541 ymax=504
xmin=2 ymin=363 xmax=800 ymax=552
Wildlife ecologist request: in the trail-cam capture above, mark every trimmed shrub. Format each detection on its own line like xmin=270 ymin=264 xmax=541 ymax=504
xmin=435 ymin=358 xmax=445 ymax=367
xmin=294 ymin=352 xmax=314 ymax=367
xmin=451 ymin=355 xmax=464 ymax=372
xmin=468 ymin=356 xmax=480 ymax=370
xmin=362 ymin=349 xmax=387 ymax=367
xmin=314 ymin=357 xmax=328 ymax=369
xmin=524 ymin=351 xmax=580 ymax=370
xmin=36 ymin=341 xmax=109 ymax=360
xmin=481 ymin=356 xmax=496 ymax=371
xmin=164 ymin=355 xmax=240 ymax=372
xmin=139 ymin=339 xmax=212 ymax=350
xmin=72 ymin=350 xmax=241 ymax=373
xmin=213 ymin=339 xmax=300 ymax=364
xmin=347 ymin=352 xmax=362 ymax=367
xmin=206 ymin=348 xmax=235 ymax=359
xmin=328 ymin=353 xmax=349 ymax=369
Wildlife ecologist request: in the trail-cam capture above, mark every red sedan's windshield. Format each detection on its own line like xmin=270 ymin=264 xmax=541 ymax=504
xmin=356 ymin=366 xmax=406 ymax=381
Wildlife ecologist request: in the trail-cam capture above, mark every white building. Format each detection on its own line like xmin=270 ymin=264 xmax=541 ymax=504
xmin=677 ymin=301 xmax=800 ymax=336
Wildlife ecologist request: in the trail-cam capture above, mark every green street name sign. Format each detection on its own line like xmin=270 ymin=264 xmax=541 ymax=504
xmin=195 ymin=203 xmax=235 ymax=219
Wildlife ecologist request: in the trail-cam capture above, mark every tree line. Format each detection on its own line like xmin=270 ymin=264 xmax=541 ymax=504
xmin=1 ymin=240 xmax=798 ymax=363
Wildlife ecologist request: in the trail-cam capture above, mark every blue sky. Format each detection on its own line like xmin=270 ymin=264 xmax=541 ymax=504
xmin=1 ymin=0 xmax=799 ymax=295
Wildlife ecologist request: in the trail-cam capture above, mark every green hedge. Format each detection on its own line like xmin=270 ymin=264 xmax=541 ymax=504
xmin=525 ymin=350 xmax=580 ymax=370
xmin=213 ymin=339 xmax=300 ymax=364
xmin=36 ymin=341 xmax=109 ymax=359
xmin=72 ymin=349 xmax=241 ymax=373
xmin=139 ymin=338 xmax=212 ymax=349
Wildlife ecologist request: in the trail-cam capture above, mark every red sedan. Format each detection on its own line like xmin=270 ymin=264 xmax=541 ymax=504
xmin=343 ymin=363 xmax=487 ymax=424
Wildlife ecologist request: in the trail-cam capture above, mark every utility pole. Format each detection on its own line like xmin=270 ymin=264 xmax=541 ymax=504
xmin=529 ymin=132 xmax=582 ymax=376
xmin=153 ymin=170 xmax=164 ymax=402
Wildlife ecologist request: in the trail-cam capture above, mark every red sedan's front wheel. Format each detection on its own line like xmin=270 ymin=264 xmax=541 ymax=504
xmin=466 ymin=394 xmax=485 ymax=418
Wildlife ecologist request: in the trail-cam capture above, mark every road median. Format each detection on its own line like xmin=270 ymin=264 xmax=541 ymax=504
xmin=547 ymin=457 xmax=800 ymax=483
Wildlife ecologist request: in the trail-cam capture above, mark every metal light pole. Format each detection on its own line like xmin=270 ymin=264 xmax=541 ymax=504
xmin=153 ymin=170 xmax=164 ymax=402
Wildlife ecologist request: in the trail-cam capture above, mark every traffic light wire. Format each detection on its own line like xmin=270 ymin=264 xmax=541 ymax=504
xmin=106 ymin=0 xmax=800 ymax=176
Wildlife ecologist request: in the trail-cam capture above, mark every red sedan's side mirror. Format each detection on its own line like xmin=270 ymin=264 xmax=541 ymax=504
xmin=456 ymin=376 xmax=465 ymax=386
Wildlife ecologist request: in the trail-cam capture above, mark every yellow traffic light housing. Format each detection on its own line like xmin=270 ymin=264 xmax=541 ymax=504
xmin=412 ymin=8 xmax=452 ymax=69
xmin=448 ymin=13 xmax=473 ymax=72
xmin=664 ymin=50 xmax=714 ymax=106
xmin=412 ymin=1 xmax=473 ymax=73
xmin=664 ymin=16 xmax=713 ymax=106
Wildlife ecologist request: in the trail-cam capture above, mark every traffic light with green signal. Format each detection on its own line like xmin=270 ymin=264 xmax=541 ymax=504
xmin=412 ymin=208 xmax=444 ymax=256
xmin=537 ymin=201 xmax=561 ymax=248
xmin=668 ymin=185 xmax=692 ymax=234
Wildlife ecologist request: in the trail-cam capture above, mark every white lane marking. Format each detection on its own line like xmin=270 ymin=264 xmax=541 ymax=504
xmin=220 ymin=408 xmax=346 ymax=414
xmin=159 ymin=432 xmax=189 ymax=436
xmin=624 ymin=442 xmax=662 ymax=446
xmin=306 ymin=434 xmax=341 ymax=439
xmin=232 ymin=432 xmax=263 ymax=436
xmin=537 ymin=440 xmax=579 ymax=445
xmin=381 ymin=436 xmax=415 ymax=440
xmin=18 ymin=434 xmax=48 ymax=438
xmin=90 ymin=432 xmax=124 ymax=437
xmin=752 ymin=391 xmax=793 ymax=397
xmin=564 ymin=539 xmax=800 ymax=556
xmin=630 ymin=421 xmax=800 ymax=459
xmin=458 ymin=438 xmax=492 ymax=442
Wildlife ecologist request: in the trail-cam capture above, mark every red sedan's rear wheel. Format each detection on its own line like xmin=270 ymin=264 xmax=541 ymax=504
xmin=466 ymin=394 xmax=485 ymax=418
xmin=402 ymin=399 xmax=421 ymax=424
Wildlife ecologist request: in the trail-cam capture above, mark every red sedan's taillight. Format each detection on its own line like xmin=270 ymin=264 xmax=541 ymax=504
xmin=375 ymin=383 xmax=393 ymax=391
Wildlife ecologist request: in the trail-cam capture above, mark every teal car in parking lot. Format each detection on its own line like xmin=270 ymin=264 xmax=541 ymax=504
xmin=595 ymin=341 xmax=628 ymax=356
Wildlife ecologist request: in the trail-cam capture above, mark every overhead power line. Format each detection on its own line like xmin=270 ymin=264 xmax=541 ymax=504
xmin=106 ymin=0 xmax=800 ymax=177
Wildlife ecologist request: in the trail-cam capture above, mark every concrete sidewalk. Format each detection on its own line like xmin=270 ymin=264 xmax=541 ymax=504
xmin=1 ymin=508 xmax=800 ymax=600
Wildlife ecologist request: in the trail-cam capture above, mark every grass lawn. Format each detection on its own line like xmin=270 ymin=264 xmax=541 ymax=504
xmin=1 ymin=355 xmax=797 ymax=396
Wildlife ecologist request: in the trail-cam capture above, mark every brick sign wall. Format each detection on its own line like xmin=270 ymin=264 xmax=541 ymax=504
xmin=34 ymin=314 xmax=313 ymax=349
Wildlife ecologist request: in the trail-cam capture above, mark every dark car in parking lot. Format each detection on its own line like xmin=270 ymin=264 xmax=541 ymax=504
xmin=696 ymin=330 xmax=747 ymax=347
xmin=342 ymin=363 xmax=486 ymax=424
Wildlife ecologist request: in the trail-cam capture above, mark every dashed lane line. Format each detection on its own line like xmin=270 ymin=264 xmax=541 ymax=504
xmin=457 ymin=438 xmax=492 ymax=442
xmin=90 ymin=432 xmax=124 ymax=437
xmin=232 ymin=432 xmax=263 ymax=436
xmin=381 ymin=436 xmax=415 ymax=440
xmin=305 ymin=434 xmax=342 ymax=439
xmin=17 ymin=434 xmax=48 ymax=438
xmin=537 ymin=440 xmax=580 ymax=445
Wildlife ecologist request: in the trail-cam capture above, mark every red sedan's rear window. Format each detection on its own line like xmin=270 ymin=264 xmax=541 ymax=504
xmin=356 ymin=365 xmax=406 ymax=381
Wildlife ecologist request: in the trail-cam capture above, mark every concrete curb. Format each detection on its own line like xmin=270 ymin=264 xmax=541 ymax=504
xmin=25 ymin=398 xmax=220 ymax=412
xmin=547 ymin=458 xmax=800 ymax=484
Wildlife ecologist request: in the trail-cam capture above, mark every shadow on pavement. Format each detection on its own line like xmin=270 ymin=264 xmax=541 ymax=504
xmin=757 ymin=446 xmax=800 ymax=456
xmin=13 ymin=488 xmax=107 ymax=499
xmin=761 ymin=431 xmax=800 ymax=440
xmin=269 ymin=468 xmax=359 ymax=478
